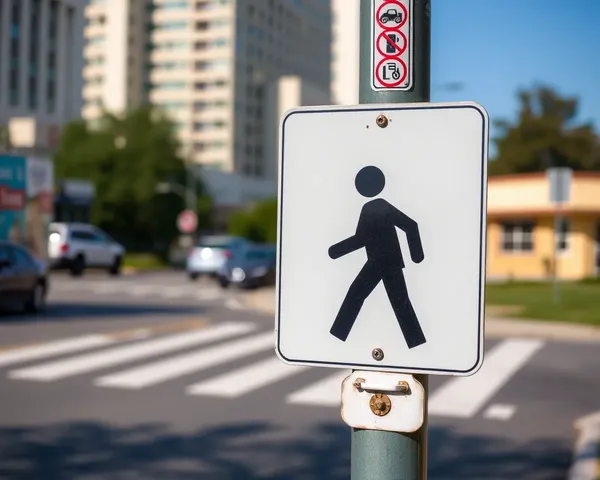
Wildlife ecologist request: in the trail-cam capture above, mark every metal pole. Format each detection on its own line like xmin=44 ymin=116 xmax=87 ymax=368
xmin=553 ymin=208 xmax=561 ymax=303
xmin=352 ymin=1 xmax=430 ymax=479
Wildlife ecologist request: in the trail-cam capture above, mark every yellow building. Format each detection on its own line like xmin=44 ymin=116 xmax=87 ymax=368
xmin=487 ymin=172 xmax=600 ymax=280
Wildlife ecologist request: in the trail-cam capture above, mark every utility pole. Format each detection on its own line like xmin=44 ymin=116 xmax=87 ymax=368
xmin=353 ymin=0 xmax=430 ymax=478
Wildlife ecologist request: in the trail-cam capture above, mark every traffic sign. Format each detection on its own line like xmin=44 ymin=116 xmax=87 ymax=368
xmin=275 ymin=102 xmax=489 ymax=376
xmin=371 ymin=0 xmax=412 ymax=91
xmin=177 ymin=209 xmax=197 ymax=233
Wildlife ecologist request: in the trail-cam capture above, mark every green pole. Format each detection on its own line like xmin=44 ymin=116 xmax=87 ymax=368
xmin=352 ymin=1 xmax=431 ymax=479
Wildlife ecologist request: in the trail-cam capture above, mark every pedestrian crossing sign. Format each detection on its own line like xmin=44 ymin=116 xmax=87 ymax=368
xmin=275 ymin=102 xmax=489 ymax=376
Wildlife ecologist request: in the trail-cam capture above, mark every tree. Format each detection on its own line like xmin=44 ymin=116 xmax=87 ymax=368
xmin=53 ymin=105 xmax=210 ymax=257
xmin=228 ymin=198 xmax=278 ymax=243
xmin=489 ymin=85 xmax=600 ymax=175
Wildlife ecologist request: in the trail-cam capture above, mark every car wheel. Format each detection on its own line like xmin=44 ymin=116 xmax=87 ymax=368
xmin=395 ymin=17 xmax=401 ymax=23
xmin=109 ymin=255 xmax=122 ymax=276
xmin=70 ymin=255 xmax=85 ymax=277
xmin=381 ymin=16 xmax=388 ymax=23
xmin=25 ymin=282 xmax=46 ymax=313
xmin=189 ymin=272 xmax=199 ymax=281
xmin=219 ymin=277 xmax=230 ymax=289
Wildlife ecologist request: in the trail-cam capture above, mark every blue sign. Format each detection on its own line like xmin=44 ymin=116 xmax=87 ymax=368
xmin=0 ymin=155 xmax=27 ymax=243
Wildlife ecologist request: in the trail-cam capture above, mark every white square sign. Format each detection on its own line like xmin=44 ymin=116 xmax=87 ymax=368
xmin=275 ymin=102 xmax=489 ymax=376
xmin=371 ymin=0 xmax=413 ymax=91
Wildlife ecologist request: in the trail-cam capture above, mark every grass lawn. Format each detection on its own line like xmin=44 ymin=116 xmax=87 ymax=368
xmin=486 ymin=280 xmax=600 ymax=326
xmin=122 ymin=253 xmax=168 ymax=271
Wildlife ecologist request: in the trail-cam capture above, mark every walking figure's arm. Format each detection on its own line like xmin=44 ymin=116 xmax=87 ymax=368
xmin=390 ymin=206 xmax=424 ymax=263
xmin=328 ymin=235 xmax=364 ymax=259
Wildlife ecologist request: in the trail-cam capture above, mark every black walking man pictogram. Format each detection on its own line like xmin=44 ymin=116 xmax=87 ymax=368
xmin=328 ymin=166 xmax=427 ymax=349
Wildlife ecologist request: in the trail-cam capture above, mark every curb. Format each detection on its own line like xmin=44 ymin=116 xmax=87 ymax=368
xmin=240 ymin=288 xmax=600 ymax=342
xmin=569 ymin=412 xmax=600 ymax=480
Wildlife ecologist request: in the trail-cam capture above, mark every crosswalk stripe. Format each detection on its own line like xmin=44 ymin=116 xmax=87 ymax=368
xmin=186 ymin=356 xmax=309 ymax=397
xmin=95 ymin=331 xmax=275 ymax=390
xmin=9 ymin=322 xmax=254 ymax=382
xmin=92 ymin=284 xmax=120 ymax=294
xmin=0 ymin=335 xmax=115 ymax=368
xmin=162 ymin=287 xmax=185 ymax=298
xmin=428 ymin=339 xmax=545 ymax=418
xmin=197 ymin=290 xmax=222 ymax=301
xmin=130 ymin=286 xmax=153 ymax=296
xmin=286 ymin=370 xmax=350 ymax=406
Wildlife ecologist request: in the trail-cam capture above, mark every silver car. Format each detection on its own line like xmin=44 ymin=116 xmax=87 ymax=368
xmin=186 ymin=235 xmax=249 ymax=281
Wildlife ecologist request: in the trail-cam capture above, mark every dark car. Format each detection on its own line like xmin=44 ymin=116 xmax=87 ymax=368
xmin=0 ymin=242 xmax=48 ymax=313
xmin=379 ymin=8 xmax=402 ymax=24
xmin=217 ymin=245 xmax=276 ymax=289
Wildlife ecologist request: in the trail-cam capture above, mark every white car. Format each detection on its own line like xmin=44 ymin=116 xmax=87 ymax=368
xmin=48 ymin=222 xmax=125 ymax=276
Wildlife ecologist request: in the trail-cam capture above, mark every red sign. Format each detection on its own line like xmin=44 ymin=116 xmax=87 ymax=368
xmin=177 ymin=209 xmax=198 ymax=233
xmin=375 ymin=58 xmax=408 ymax=88
xmin=376 ymin=30 xmax=407 ymax=58
xmin=0 ymin=186 xmax=26 ymax=211
xmin=376 ymin=0 xmax=408 ymax=30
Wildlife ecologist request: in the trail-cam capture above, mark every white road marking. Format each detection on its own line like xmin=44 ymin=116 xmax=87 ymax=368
xmin=91 ymin=284 xmax=120 ymax=294
xmin=9 ymin=322 xmax=254 ymax=382
xmin=483 ymin=404 xmax=516 ymax=421
xmin=187 ymin=356 xmax=308 ymax=397
xmin=286 ymin=370 xmax=350 ymax=406
xmin=0 ymin=335 xmax=116 ymax=368
xmin=196 ymin=290 xmax=222 ymax=301
xmin=96 ymin=331 xmax=275 ymax=389
xmin=162 ymin=287 xmax=185 ymax=298
xmin=130 ymin=286 xmax=153 ymax=296
xmin=225 ymin=298 xmax=243 ymax=310
xmin=428 ymin=339 xmax=545 ymax=418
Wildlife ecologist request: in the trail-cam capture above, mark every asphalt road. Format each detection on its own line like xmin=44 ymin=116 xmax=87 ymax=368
xmin=0 ymin=271 xmax=599 ymax=479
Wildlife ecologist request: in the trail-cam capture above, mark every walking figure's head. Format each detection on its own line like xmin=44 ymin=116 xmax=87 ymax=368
xmin=355 ymin=166 xmax=385 ymax=197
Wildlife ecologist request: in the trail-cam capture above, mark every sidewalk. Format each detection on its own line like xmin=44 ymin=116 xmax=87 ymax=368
xmin=242 ymin=287 xmax=600 ymax=343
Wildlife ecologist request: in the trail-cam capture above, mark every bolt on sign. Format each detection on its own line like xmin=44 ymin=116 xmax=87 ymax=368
xmin=371 ymin=0 xmax=413 ymax=91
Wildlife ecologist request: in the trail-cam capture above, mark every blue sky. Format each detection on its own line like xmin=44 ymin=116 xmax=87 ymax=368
xmin=430 ymin=0 xmax=600 ymax=153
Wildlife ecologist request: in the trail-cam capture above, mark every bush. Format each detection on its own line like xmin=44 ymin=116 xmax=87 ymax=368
xmin=228 ymin=198 xmax=277 ymax=243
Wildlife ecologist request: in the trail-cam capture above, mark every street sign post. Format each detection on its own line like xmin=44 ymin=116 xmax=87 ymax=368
xmin=547 ymin=167 xmax=572 ymax=303
xmin=275 ymin=102 xmax=489 ymax=377
xmin=177 ymin=209 xmax=197 ymax=234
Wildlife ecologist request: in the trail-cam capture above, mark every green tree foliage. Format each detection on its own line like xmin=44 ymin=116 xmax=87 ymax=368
xmin=490 ymin=85 xmax=600 ymax=175
xmin=53 ymin=106 xmax=210 ymax=256
xmin=228 ymin=198 xmax=278 ymax=244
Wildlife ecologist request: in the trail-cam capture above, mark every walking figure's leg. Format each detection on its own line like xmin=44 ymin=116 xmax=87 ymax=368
xmin=381 ymin=268 xmax=426 ymax=348
xmin=330 ymin=262 xmax=381 ymax=341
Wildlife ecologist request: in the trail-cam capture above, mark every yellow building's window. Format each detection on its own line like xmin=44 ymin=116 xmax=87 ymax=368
xmin=500 ymin=221 xmax=534 ymax=253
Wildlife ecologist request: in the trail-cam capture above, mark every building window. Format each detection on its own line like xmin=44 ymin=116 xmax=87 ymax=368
xmin=556 ymin=218 xmax=570 ymax=252
xmin=156 ymin=1 xmax=189 ymax=9
xmin=29 ymin=0 xmax=41 ymax=115
xmin=155 ymin=21 xmax=188 ymax=30
xmin=9 ymin=0 xmax=21 ymax=106
xmin=501 ymin=221 xmax=535 ymax=252
xmin=153 ymin=81 xmax=186 ymax=90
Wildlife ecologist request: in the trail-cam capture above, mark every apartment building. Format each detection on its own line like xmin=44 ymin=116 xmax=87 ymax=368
xmin=82 ymin=0 xmax=332 ymax=183
xmin=331 ymin=0 xmax=359 ymax=105
xmin=82 ymin=0 xmax=150 ymax=121
xmin=0 ymin=0 xmax=85 ymax=150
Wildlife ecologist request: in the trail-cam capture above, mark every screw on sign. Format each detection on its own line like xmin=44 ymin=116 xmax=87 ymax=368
xmin=177 ymin=210 xmax=198 ymax=233
xmin=376 ymin=1 xmax=408 ymax=29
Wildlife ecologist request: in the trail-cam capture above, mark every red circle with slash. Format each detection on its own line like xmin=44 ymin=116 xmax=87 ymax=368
xmin=375 ymin=58 xmax=407 ymax=88
xmin=376 ymin=30 xmax=407 ymax=58
xmin=376 ymin=1 xmax=408 ymax=30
